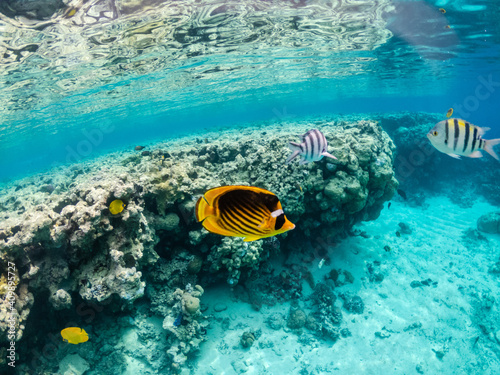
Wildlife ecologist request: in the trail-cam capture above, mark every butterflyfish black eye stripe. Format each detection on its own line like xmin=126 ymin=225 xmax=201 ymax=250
xmin=463 ymin=122 xmax=470 ymax=153
xmin=275 ymin=214 xmax=286 ymax=230
xmin=471 ymin=126 xmax=478 ymax=151
xmin=453 ymin=118 xmax=459 ymax=151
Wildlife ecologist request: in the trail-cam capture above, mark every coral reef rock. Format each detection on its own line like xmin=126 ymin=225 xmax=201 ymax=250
xmin=0 ymin=116 xmax=397 ymax=372
xmin=477 ymin=212 xmax=500 ymax=234
xmin=287 ymin=308 xmax=307 ymax=330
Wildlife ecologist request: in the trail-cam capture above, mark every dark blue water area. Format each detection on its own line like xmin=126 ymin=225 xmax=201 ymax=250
xmin=1 ymin=70 xmax=499 ymax=184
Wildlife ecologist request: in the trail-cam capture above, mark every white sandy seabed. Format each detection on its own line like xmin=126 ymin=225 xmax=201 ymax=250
xmin=192 ymin=195 xmax=500 ymax=375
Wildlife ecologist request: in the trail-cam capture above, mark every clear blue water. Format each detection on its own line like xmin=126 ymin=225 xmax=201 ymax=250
xmin=1 ymin=0 xmax=499 ymax=182
xmin=2 ymin=2 xmax=500 ymax=374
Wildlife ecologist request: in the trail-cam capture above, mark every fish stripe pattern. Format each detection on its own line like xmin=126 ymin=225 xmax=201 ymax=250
xmin=237 ymin=201 xmax=263 ymax=225
xmin=223 ymin=208 xmax=252 ymax=235
xmin=219 ymin=210 xmax=243 ymax=234
xmin=445 ymin=119 xmax=449 ymax=145
xmin=463 ymin=121 xmax=470 ymax=153
xmin=218 ymin=190 xmax=269 ymax=235
xmin=239 ymin=194 xmax=270 ymax=220
xmin=312 ymin=130 xmax=319 ymax=159
xmin=306 ymin=133 xmax=313 ymax=161
xmin=229 ymin=208 xmax=261 ymax=235
xmin=223 ymin=199 xmax=258 ymax=233
xmin=216 ymin=195 xmax=247 ymax=234
xmin=453 ymin=118 xmax=460 ymax=151
xmin=231 ymin=202 xmax=264 ymax=231
xmin=471 ymin=126 xmax=478 ymax=151
xmin=286 ymin=128 xmax=336 ymax=164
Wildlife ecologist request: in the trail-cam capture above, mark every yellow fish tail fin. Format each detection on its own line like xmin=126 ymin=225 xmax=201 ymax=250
xmin=195 ymin=196 xmax=215 ymax=222
xmin=484 ymin=138 xmax=500 ymax=161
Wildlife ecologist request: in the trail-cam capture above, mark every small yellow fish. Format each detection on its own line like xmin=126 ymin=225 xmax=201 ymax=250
xmin=439 ymin=8 xmax=446 ymax=14
xmin=446 ymin=108 xmax=453 ymax=118
xmin=109 ymin=199 xmax=125 ymax=215
xmin=61 ymin=327 xmax=89 ymax=345
xmin=64 ymin=8 xmax=77 ymax=18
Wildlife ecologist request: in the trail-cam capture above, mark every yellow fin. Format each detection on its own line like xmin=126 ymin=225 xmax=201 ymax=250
xmin=243 ymin=235 xmax=263 ymax=242
xmin=195 ymin=196 xmax=211 ymax=222
xmin=202 ymin=217 xmax=240 ymax=237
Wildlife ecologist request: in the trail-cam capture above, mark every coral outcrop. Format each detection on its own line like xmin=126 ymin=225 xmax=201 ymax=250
xmin=0 ymin=115 xmax=397 ymax=372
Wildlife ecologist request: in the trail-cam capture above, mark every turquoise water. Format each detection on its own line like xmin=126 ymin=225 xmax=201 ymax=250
xmin=1 ymin=0 xmax=499 ymax=181
xmin=2 ymin=1 xmax=500 ymax=375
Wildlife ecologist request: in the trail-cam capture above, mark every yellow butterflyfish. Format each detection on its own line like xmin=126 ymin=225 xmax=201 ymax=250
xmin=109 ymin=199 xmax=125 ymax=215
xmin=61 ymin=327 xmax=89 ymax=345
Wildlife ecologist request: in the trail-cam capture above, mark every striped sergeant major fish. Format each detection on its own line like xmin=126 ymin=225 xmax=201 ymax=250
xmin=195 ymin=185 xmax=295 ymax=242
xmin=427 ymin=118 xmax=500 ymax=161
xmin=286 ymin=129 xmax=337 ymax=164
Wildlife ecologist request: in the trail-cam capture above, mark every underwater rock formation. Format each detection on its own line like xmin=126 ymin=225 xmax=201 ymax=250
xmin=287 ymin=308 xmax=307 ymax=330
xmin=240 ymin=331 xmax=257 ymax=348
xmin=162 ymin=284 xmax=208 ymax=372
xmin=477 ymin=212 xmax=500 ymax=234
xmin=341 ymin=294 xmax=365 ymax=314
xmin=0 ymin=116 xmax=397 ymax=371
